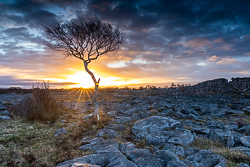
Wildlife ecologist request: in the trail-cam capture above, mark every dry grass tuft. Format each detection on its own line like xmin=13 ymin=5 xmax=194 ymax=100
xmin=191 ymin=137 xmax=250 ymax=166
xmin=8 ymin=81 xmax=63 ymax=123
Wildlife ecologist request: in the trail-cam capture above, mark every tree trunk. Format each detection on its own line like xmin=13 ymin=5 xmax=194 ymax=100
xmin=83 ymin=61 xmax=100 ymax=120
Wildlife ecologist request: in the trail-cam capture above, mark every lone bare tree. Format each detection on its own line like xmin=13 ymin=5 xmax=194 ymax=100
xmin=44 ymin=17 xmax=123 ymax=119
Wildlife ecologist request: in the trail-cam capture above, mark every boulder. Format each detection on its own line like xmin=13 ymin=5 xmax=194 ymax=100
xmin=154 ymin=150 xmax=179 ymax=166
xmin=240 ymin=136 xmax=250 ymax=147
xmin=0 ymin=110 xmax=10 ymax=116
xmin=79 ymin=138 xmax=119 ymax=152
xmin=167 ymin=129 xmax=194 ymax=146
xmin=245 ymin=125 xmax=250 ymax=136
xmin=191 ymin=127 xmax=210 ymax=135
xmin=115 ymin=117 xmax=131 ymax=124
xmin=54 ymin=128 xmax=68 ymax=136
xmin=162 ymin=143 xmax=185 ymax=157
xmin=239 ymin=162 xmax=250 ymax=167
xmin=132 ymin=116 xmax=181 ymax=145
xmin=231 ymin=146 xmax=250 ymax=154
xmin=0 ymin=115 xmax=11 ymax=121
xmin=186 ymin=150 xmax=226 ymax=167
xmin=227 ymin=135 xmax=235 ymax=148
xmin=71 ymin=163 xmax=101 ymax=167
xmin=96 ymin=129 xmax=118 ymax=139
xmin=127 ymin=149 xmax=163 ymax=167
xmin=106 ymin=155 xmax=138 ymax=167
xmin=57 ymin=144 xmax=122 ymax=167
xmin=184 ymin=147 xmax=200 ymax=157
xmin=182 ymin=160 xmax=204 ymax=167
xmin=105 ymin=124 xmax=126 ymax=132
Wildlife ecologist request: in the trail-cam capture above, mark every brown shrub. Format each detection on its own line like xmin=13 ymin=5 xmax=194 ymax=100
xmin=8 ymin=81 xmax=62 ymax=123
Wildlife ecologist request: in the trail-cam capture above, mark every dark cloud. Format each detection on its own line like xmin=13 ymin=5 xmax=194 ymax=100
xmin=0 ymin=0 xmax=250 ymax=88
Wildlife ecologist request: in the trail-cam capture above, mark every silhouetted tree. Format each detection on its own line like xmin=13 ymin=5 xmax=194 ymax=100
xmin=44 ymin=17 xmax=123 ymax=119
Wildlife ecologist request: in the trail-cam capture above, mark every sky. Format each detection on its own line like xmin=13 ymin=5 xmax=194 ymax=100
xmin=0 ymin=0 xmax=250 ymax=89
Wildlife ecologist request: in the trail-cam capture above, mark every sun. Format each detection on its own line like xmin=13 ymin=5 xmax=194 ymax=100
xmin=67 ymin=71 xmax=94 ymax=88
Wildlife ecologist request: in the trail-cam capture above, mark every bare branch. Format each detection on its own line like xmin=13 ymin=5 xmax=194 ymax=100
xmin=44 ymin=17 xmax=123 ymax=63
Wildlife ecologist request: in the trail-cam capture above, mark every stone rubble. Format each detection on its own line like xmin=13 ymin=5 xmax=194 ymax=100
xmin=1 ymin=77 xmax=250 ymax=166
xmin=56 ymin=84 xmax=250 ymax=166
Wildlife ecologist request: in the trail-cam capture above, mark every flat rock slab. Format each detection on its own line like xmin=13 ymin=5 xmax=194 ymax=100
xmin=167 ymin=129 xmax=194 ymax=146
xmin=132 ymin=116 xmax=181 ymax=145
xmin=0 ymin=110 xmax=10 ymax=115
xmin=0 ymin=115 xmax=11 ymax=121
xmin=71 ymin=163 xmax=101 ymax=167
xmin=79 ymin=138 xmax=119 ymax=151
xmin=162 ymin=143 xmax=185 ymax=157
xmin=127 ymin=149 xmax=163 ymax=167
xmin=240 ymin=136 xmax=250 ymax=147
xmin=186 ymin=150 xmax=226 ymax=167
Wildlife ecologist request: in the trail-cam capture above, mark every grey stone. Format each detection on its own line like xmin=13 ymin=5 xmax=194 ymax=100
xmin=0 ymin=110 xmax=10 ymax=115
xmin=157 ymin=109 xmax=175 ymax=116
xmin=182 ymin=160 xmax=204 ymax=167
xmin=154 ymin=150 xmax=179 ymax=166
xmin=188 ymin=114 xmax=201 ymax=121
xmin=79 ymin=139 xmax=119 ymax=152
xmin=105 ymin=124 xmax=126 ymax=132
xmin=243 ymin=106 xmax=250 ymax=114
xmin=132 ymin=116 xmax=180 ymax=145
xmin=168 ymin=129 xmax=194 ymax=146
xmin=0 ymin=115 xmax=11 ymax=121
xmin=186 ymin=150 xmax=226 ymax=167
xmin=231 ymin=146 xmax=250 ymax=154
xmin=127 ymin=149 xmax=163 ymax=167
xmin=232 ymin=131 xmax=245 ymax=144
xmin=239 ymin=162 xmax=250 ymax=167
xmin=206 ymin=120 xmax=224 ymax=129
xmin=115 ymin=117 xmax=131 ymax=124
xmin=57 ymin=144 xmax=123 ymax=167
xmin=71 ymin=163 xmax=101 ymax=167
xmin=224 ymin=125 xmax=239 ymax=131
xmin=166 ymin=160 xmax=188 ymax=167
xmin=192 ymin=127 xmax=210 ymax=135
xmin=107 ymin=110 xmax=118 ymax=117
xmin=214 ymin=161 xmax=227 ymax=167
xmin=214 ymin=128 xmax=232 ymax=140
xmin=96 ymin=129 xmax=118 ymax=139
xmin=209 ymin=133 xmax=224 ymax=143
xmin=226 ymin=110 xmax=244 ymax=114
xmin=162 ymin=143 xmax=185 ymax=157
xmin=158 ymin=101 xmax=170 ymax=108
xmin=239 ymin=126 xmax=247 ymax=132
xmin=240 ymin=136 xmax=250 ymax=147
xmin=54 ymin=128 xmax=68 ymax=136
xmin=131 ymin=111 xmax=151 ymax=120
xmin=184 ymin=147 xmax=200 ymax=157
xmin=120 ymin=142 xmax=137 ymax=155
xmin=119 ymin=107 xmax=140 ymax=116
xmin=106 ymin=155 xmax=138 ymax=167
xmin=0 ymin=104 xmax=6 ymax=110
xmin=245 ymin=125 xmax=250 ymax=136
xmin=175 ymin=111 xmax=187 ymax=118
xmin=227 ymin=135 xmax=235 ymax=148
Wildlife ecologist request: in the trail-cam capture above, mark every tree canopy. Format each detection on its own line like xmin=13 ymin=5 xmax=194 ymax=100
xmin=44 ymin=17 xmax=123 ymax=63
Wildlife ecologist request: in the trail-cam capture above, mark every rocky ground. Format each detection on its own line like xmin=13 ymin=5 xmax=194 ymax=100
xmin=1 ymin=83 xmax=250 ymax=166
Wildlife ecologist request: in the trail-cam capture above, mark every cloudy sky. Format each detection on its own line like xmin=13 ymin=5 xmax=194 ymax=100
xmin=0 ymin=0 xmax=250 ymax=88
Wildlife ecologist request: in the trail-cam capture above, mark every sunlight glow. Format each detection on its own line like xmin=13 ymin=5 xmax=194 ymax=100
xmin=66 ymin=71 xmax=94 ymax=88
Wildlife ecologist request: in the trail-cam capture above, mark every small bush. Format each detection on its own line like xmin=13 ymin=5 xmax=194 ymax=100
xmin=8 ymin=81 xmax=62 ymax=122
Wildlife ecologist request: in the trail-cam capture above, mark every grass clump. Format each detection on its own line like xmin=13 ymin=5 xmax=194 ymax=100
xmin=0 ymin=117 xmax=94 ymax=166
xmin=8 ymin=81 xmax=62 ymax=123
xmin=191 ymin=137 xmax=250 ymax=166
